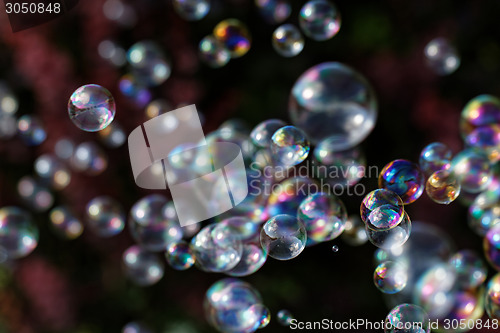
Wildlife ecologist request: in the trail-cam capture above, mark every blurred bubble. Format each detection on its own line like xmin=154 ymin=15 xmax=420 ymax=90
xmin=98 ymin=40 xmax=127 ymax=67
xmin=255 ymin=0 xmax=291 ymax=24
xmin=448 ymin=250 xmax=487 ymax=290
xmin=419 ymin=142 xmax=452 ymax=176
xmin=122 ymin=245 xmax=165 ymax=286
xmin=374 ymin=261 xmax=408 ymax=294
xmin=484 ymin=224 xmax=500 ymax=271
xmin=54 ymin=138 xmax=75 ymax=161
xmin=271 ymin=125 xmax=310 ymax=166
xmin=299 ymin=0 xmax=341 ymax=41
xmin=366 ymin=211 xmax=411 ymax=250
xmin=425 ymin=170 xmax=460 ymax=205
xmin=485 ymin=273 xmax=500 ymax=320
xmin=173 ymin=0 xmax=210 ymax=21
xmin=17 ymin=176 xmax=54 ymax=212
xmin=145 ymin=99 xmax=172 ymax=120
xmin=219 ymin=119 xmax=250 ymax=136
xmin=0 ymin=207 xmax=38 ymax=260
xmin=213 ymin=19 xmax=251 ymax=58
xmin=34 ymin=154 xmax=71 ymax=190
xmin=450 ymin=148 xmax=492 ymax=193
xmin=127 ymin=41 xmax=171 ymax=87
xmin=49 ymin=206 xmax=83 ymax=240
xmin=68 ymin=84 xmax=115 ymax=132
xmin=379 ymin=160 xmax=425 ymax=204
xmin=85 ymin=196 xmax=125 ymax=237
xmin=250 ymin=119 xmax=287 ymax=148
xmin=103 ymin=0 xmax=137 ymax=27
xmin=272 ymin=24 xmax=304 ymax=57
xmin=166 ymin=241 xmax=195 ymax=270
xmin=360 ymin=189 xmax=405 ymax=231
xmin=260 ymin=214 xmax=306 ymax=260
xmin=70 ymin=142 xmax=108 ymax=175
xmin=385 ymin=303 xmax=430 ymax=333
xmin=256 ymin=305 xmax=271 ymax=328
xmin=199 ymin=35 xmax=231 ymax=68
xmin=341 ymin=215 xmax=368 ymax=246
xmin=225 ymin=241 xmax=267 ymax=277
xmin=277 ymin=309 xmax=294 ymax=326
xmin=17 ymin=115 xmax=46 ymax=146
xmin=0 ymin=113 xmax=17 ymax=139
xmin=439 ymin=290 xmax=484 ymax=328
xmin=0 ymin=83 xmax=18 ymax=115
xmin=332 ymin=245 xmax=339 ymax=252
xmin=460 ymin=94 xmax=500 ymax=138
xmin=98 ymin=122 xmax=126 ymax=148
xmin=468 ymin=188 xmax=500 ymax=236
xmin=424 ymin=38 xmax=460 ymax=75
xmin=465 ymin=124 xmax=500 ymax=162
xmin=119 ymin=73 xmax=152 ymax=107
xmin=122 ymin=321 xmax=153 ymax=333
xmin=182 ymin=223 xmax=201 ymax=239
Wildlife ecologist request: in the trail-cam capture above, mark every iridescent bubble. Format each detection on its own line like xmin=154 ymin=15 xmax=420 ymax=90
xmin=468 ymin=188 xmax=500 ymax=236
xmin=450 ymin=148 xmax=492 ymax=193
xmin=225 ymin=243 xmax=267 ymax=277
xmin=0 ymin=207 xmax=38 ymax=260
xmin=424 ymin=38 xmax=460 ymax=76
xmin=439 ymin=290 xmax=484 ymax=327
xmin=366 ymin=211 xmax=411 ymax=250
xmin=145 ymin=99 xmax=172 ymax=120
xmin=448 ymin=249 xmax=487 ymax=289
xmin=199 ymin=35 xmax=231 ymax=68
xmin=460 ymin=94 xmax=500 ymax=138
xmin=299 ymin=0 xmax=341 ymax=41
xmin=250 ymin=119 xmax=287 ymax=148
xmin=166 ymin=241 xmax=195 ymax=270
xmin=484 ymin=224 xmax=500 ymax=271
xmin=122 ymin=245 xmax=165 ymax=286
xmin=173 ymin=0 xmax=210 ymax=21
xmin=289 ymin=62 xmax=377 ymax=149
xmin=98 ymin=122 xmax=126 ymax=148
xmin=213 ymin=19 xmax=251 ymax=58
xmin=17 ymin=176 xmax=54 ymax=212
xmin=17 ymin=115 xmax=46 ymax=146
xmin=277 ymin=309 xmax=294 ymax=326
xmin=122 ymin=321 xmax=153 ymax=333
xmin=425 ymin=170 xmax=461 ymax=205
xmin=68 ymin=84 xmax=115 ymax=132
xmin=219 ymin=217 xmax=261 ymax=242
xmin=129 ymin=195 xmax=183 ymax=252
xmin=297 ymin=192 xmax=346 ymax=244
xmin=119 ymin=73 xmax=152 ymax=107
xmin=379 ymin=160 xmax=425 ymax=204
xmin=257 ymin=305 xmax=271 ymax=328
xmin=271 ymin=126 xmax=310 ymax=166
xmin=485 ymin=273 xmax=500 ymax=320
xmin=34 ymin=154 xmax=71 ymax=190
xmin=341 ymin=215 xmax=368 ymax=246
xmin=127 ymin=41 xmax=170 ymax=86
xmin=272 ymin=24 xmax=304 ymax=57
xmin=465 ymin=124 xmax=500 ymax=162
xmin=266 ymin=177 xmax=318 ymax=217
xmin=255 ymin=0 xmax=291 ymax=24
xmin=331 ymin=245 xmax=339 ymax=252
xmin=85 ymin=196 xmax=125 ymax=237
xmin=0 ymin=82 xmax=18 ymax=115
xmin=374 ymin=261 xmax=408 ymax=294
xmin=49 ymin=206 xmax=83 ymax=240
xmin=385 ymin=304 xmax=430 ymax=333
xmin=260 ymin=214 xmax=307 ymax=260
xmin=419 ymin=142 xmax=452 ymax=176
xmin=70 ymin=141 xmax=108 ymax=175
xmin=360 ymin=189 xmax=405 ymax=231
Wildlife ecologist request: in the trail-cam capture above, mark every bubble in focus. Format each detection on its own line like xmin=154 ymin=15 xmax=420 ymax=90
xmin=250 ymin=119 xmax=287 ymax=148
xmin=49 ymin=206 xmax=83 ymax=240
xmin=173 ymin=0 xmax=210 ymax=21
xmin=448 ymin=250 xmax=487 ymax=289
xmin=127 ymin=41 xmax=171 ymax=86
xmin=68 ymin=84 xmax=116 ymax=132
xmin=297 ymin=192 xmax=347 ymax=244
xmin=255 ymin=0 xmax=291 ymax=24
xmin=460 ymin=94 xmax=500 ymax=138
xmin=366 ymin=211 xmax=411 ymax=250
xmin=272 ymin=24 xmax=304 ymax=57
xmin=199 ymin=35 xmax=231 ymax=68
xmin=85 ymin=196 xmax=125 ymax=237
xmin=314 ymin=143 xmax=366 ymax=187
xmin=260 ymin=214 xmax=307 ymax=260
xmin=374 ymin=261 xmax=408 ymax=294
xmin=425 ymin=170 xmax=461 ymax=205
xmin=122 ymin=245 xmax=165 ymax=286
xmin=419 ymin=142 xmax=452 ymax=176
xmin=450 ymin=148 xmax=492 ymax=193
xmin=122 ymin=321 xmax=153 ymax=333
xmin=299 ymin=0 xmax=341 ymax=41
xmin=70 ymin=141 xmax=109 ymax=175
xmin=34 ymin=154 xmax=71 ymax=190
xmin=360 ymin=189 xmax=405 ymax=231
xmin=485 ymin=273 xmax=500 ymax=320
xmin=385 ymin=303 xmax=430 ymax=333
xmin=17 ymin=115 xmax=46 ymax=146
xmin=165 ymin=241 xmax=195 ymax=270
xmin=0 ymin=207 xmax=38 ymax=260
xmin=277 ymin=309 xmax=294 ymax=326
xmin=341 ymin=215 xmax=368 ymax=246
xmin=379 ymin=159 xmax=425 ymax=204
xmin=271 ymin=125 xmax=310 ymax=166
xmin=213 ymin=19 xmax=251 ymax=58
xmin=289 ymin=62 xmax=377 ymax=149
xmin=17 ymin=176 xmax=54 ymax=212
xmin=468 ymin=189 xmax=500 ymax=236
xmin=424 ymin=37 xmax=460 ymax=75
xmin=484 ymin=224 xmax=500 ymax=271
xmin=98 ymin=122 xmax=126 ymax=148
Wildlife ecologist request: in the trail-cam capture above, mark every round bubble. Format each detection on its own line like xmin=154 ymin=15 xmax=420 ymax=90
xmin=360 ymin=189 xmax=405 ymax=231
xmin=379 ymin=159 xmax=425 ymax=204
xmin=173 ymin=0 xmax=210 ymax=21
xmin=49 ymin=206 xmax=83 ymax=240
xmin=460 ymin=94 xmax=500 ymax=138
xmin=98 ymin=122 xmax=126 ymax=148
xmin=17 ymin=176 xmax=54 ymax=212
xmin=341 ymin=215 xmax=368 ymax=246
xmin=465 ymin=124 xmax=500 ymax=162
xmin=127 ymin=41 xmax=170 ymax=86
xmin=425 ymin=170 xmax=461 ymax=205
xmin=122 ymin=245 xmax=164 ymax=286
xmin=260 ymin=214 xmax=307 ymax=260
xmin=255 ymin=0 xmax=291 ymax=24
xmin=226 ymin=243 xmax=267 ymax=277
xmin=85 ymin=196 xmax=125 ymax=237
xmin=448 ymin=249 xmax=487 ymax=289
xmin=484 ymin=224 xmax=500 ymax=271
xmin=419 ymin=142 xmax=452 ymax=176
xmin=299 ymin=0 xmax=341 ymax=41
xmin=213 ymin=19 xmax=251 ymax=58
xmin=256 ymin=305 xmax=271 ymax=328
xmin=374 ymin=261 xmax=408 ymax=294
xmin=166 ymin=241 xmax=195 ymax=270
xmin=34 ymin=154 xmax=71 ymax=190
xmin=468 ymin=189 xmax=500 ymax=236
xmin=70 ymin=141 xmax=108 ymax=175
xmin=119 ymin=73 xmax=152 ymax=107
xmin=199 ymin=35 xmax=231 ymax=68
xmin=366 ymin=211 xmax=411 ymax=250
xmin=272 ymin=24 xmax=304 ymax=57
xmin=289 ymin=62 xmax=377 ymax=149
xmin=0 ymin=207 xmax=38 ymax=260
xmin=424 ymin=38 xmax=460 ymax=75
xmin=250 ymin=119 xmax=287 ymax=148
xmin=450 ymin=148 xmax=492 ymax=193
xmin=17 ymin=115 xmax=46 ymax=146
xmin=68 ymin=84 xmax=115 ymax=132
xmin=485 ymin=273 xmax=500 ymax=320
xmin=0 ymin=82 xmax=18 ymax=115
xmin=277 ymin=309 xmax=294 ymax=326
xmin=385 ymin=303 xmax=430 ymax=333
xmin=331 ymin=245 xmax=339 ymax=252
xmin=266 ymin=177 xmax=319 ymax=217
xmin=271 ymin=125 xmax=310 ymax=166
xmin=122 ymin=321 xmax=153 ymax=333
xmin=0 ymin=113 xmax=17 ymax=139
xmin=145 ymin=99 xmax=172 ymax=119
xmin=54 ymin=138 xmax=75 ymax=161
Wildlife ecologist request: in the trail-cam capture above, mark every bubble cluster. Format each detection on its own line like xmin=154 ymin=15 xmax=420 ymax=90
xmin=419 ymin=142 xmax=452 ymax=176
xmin=373 ymin=261 xmax=408 ymax=294
xmin=361 ymin=189 xmax=405 ymax=231
xmin=165 ymin=241 xmax=195 ymax=270
xmin=460 ymin=94 xmax=500 ymax=138
xmin=424 ymin=38 xmax=460 ymax=75
xmin=260 ymin=214 xmax=307 ymax=260
xmin=172 ymin=0 xmax=210 ymax=21
xmin=17 ymin=115 xmax=46 ymax=146
xmin=0 ymin=207 xmax=38 ymax=260
xmin=379 ymin=160 xmax=425 ymax=204
xmin=85 ymin=196 xmax=125 ymax=237
xmin=484 ymin=224 xmax=500 ymax=271
xmin=271 ymin=126 xmax=310 ymax=166
xmin=250 ymin=119 xmax=287 ymax=148
xmin=299 ymin=0 xmax=341 ymax=41
xmin=465 ymin=124 xmax=500 ymax=161
xmin=272 ymin=24 xmax=304 ymax=57
xmin=425 ymin=170 xmax=461 ymax=205
xmin=199 ymin=35 xmax=231 ymax=68
xmin=122 ymin=245 xmax=165 ymax=286
xmin=385 ymin=304 xmax=430 ymax=333
xmin=49 ymin=206 xmax=83 ymax=239
xmin=213 ymin=19 xmax=251 ymax=58
xmin=450 ymin=149 xmax=492 ymax=193
xmin=468 ymin=189 xmax=500 ymax=236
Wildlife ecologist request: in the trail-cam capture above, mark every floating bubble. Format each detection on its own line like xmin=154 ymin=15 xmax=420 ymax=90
xmin=0 ymin=207 xmax=38 ymax=260
xmin=0 ymin=113 xmax=17 ymax=139
xmin=17 ymin=115 xmax=46 ymax=146
xmin=374 ymin=261 xmax=408 ymax=294
xmin=484 ymin=224 xmax=500 ymax=271
xmin=145 ymin=99 xmax=172 ymax=120
xmin=98 ymin=40 xmax=127 ymax=67
xmin=424 ymin=38 xmax=460 ymax=75
xmin=277 ymin=309 xmax=294 ymax=326
xmin=289 ymin=62 xmax=377 ymax=149
xmin=54 ymin=138 xmax=75 ymax=161
xmin=0 ymin=82 xmax=18 ymax=115
xmin=250 ymin=119 xmax=287 ymax=148
xmin=360 ymin=189 xmax=405 ymax=231
xmin=122 ymin=321 xmax=153 ymax=333
xmin=465 ymin=124 xmax=500 ymax=162
xmin=341 ymin=215 xmax=368 ymax=246
xmin=255 ymin=0 xmax=291 ymax=24
xmin=257 ymin=305 xmax=271 ymax=328
xmin=173 ymin=0 xmax=210 ymax=21
xmin=122 ymin=245 xmax=164 ymax=286
xmin=166 ymin=241 xmax=195 ymax=270
xmin=266 ymin=177 xmax=319 ymax=217
xmin=17 ymin=176 xmax=54 ymax=212
xmin=213 ymin=19 xmax=251 ymax=58
xmin=98 ymin=122 xmax=126 ymax=148
xmin=103 ymin=0 xmax=137 ymax=27
xmin=225 ymin=243 xmax=267 ymax=277
xmin=468 ymin=189 xmax=500 ymax=236
xmin=366 ymin=211 xmax=411 ymax=250
xmin=199 ymin=35 xmax=231 ymax=68
xmin=439 ymin=290 xmax=484 ymax=327
xmin=34 ymin=154 xmax=71 ymax=190
xmin=450 ymin=148 xmax=492 ymax=193
xmin=271 ymin=125 xmax=310 ymax=166
xmin=425 ymin=170 xmax=461 ymax=205
xmin=379 ymin=160 xmax=425 ymax=204
xmin=385 ymin=304 xmax=430 ymax=333
xmin=119 ymin=73 xmax=152 ymax=107
xmin=260 ymin=214 xmax=307 ymax=260
xmin=68 ymin=84 xmax=115 ymax=133
xmin=460 ymin=94 xmax=500 ymax=138
xmin=49 ymin=206 xmax=83 ymax=240
xmin=299 ymin=0 xmax=341 ymax=41
xmin=85 ymin=196 xmax=125 ymax=237
xmin=448 ymin=250 xmax=487 ymax=290
xmin=419 ymin=142 xmax=452 ymax=176
xmin=127 ymin=41 xmax=170 ymax=86
xmin=485 ymin=273 xmax=500 ymax=320
xmin=70 ymin=142 xmax=108 ymax=175
xmin=272 ymin=24 xmax=304 ymax=57
xmin=332 ymin=245 xmax=339 ymax=252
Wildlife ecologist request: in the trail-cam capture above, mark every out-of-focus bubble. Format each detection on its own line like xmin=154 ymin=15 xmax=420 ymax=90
xmin=419 ymin=142 xmax=452 ymax=176
xmin=199 ymin=35 xmax=231 ymax=68
xmin=450 ymin=149 xmax=492 ymax=193
xmin=448 ymin=250 xmax=487 ymax=289
xmin=250 ymin=119 xmax=287 ymax=148
xmin=385 ymin=303 xmax=430 ymax=333
xmin=0 ymin=113 xmax=17 ymax=139
xmin=460 ymin=94 xmax=500 ymax=138
xmin=468 ymin=189 xmax=500 ymax=236
xmin=68 ymin=84 xmax=115 ymax=132
xmin=17 ymin=176 xmax=54 ymax=212
xmin=219 ymin=217 xmax=261 ymax=242
xmin=260 ymin=214 xmax=306 ymax=260
xmin=173 ymin=0 xmax=210 ymax=21
xmin=129 ymin=195 xmax=183 ymax=252
xmin=289 ymin=62 xmax=377 ymax=149
xmin=119 ymin=73 xmax=152 ymax=107
xmin=272 ymin=24 xmax=304 ymax=57
xmin=0 ymin=83 xmax=18 ymax=115
xmin=360 ymin=189 xmax=405 ymax=231
xmin=85 ymin=196 xmax=125 ymax=237
xmin=166 ymin=241 xmax=195 ymax=270
xmin=425 ymin=170 xmax=461 ymax=205
xmin=439 ymin=290 xmax=484 ymax=329
xmin=465 ymin=124 xmax=500 ymax=162
xmin=127 ymin=41 xmax=170 ymax=87
xmin=299 ymin=0 xmax=341 ymax=41
xmin=297 ymin=192 xmax=346 ymax=244
xmin=122 ymin=321 xmax=153 ymax=333
xmin=219 ymin=119 xmax=250 ymax=136
xmin=17 ymin=115 xmax=46 ymax=146
xmin=341 ymin=215 xmax=368 ymax=246
xmin=103 ymin=0 xmax=137 ymax=27
xmin=366 ymin=212 xmax=411 ymax=250
xmin=277 ymin=309 xmax=294 ymax=326
xmin=49 ymin=206 xmax=83 ymax=240
xmin=255 ymin=0 xmax=291 ymax=24
xmin=225 ymin=241 xmax=267 ymax=277
xmin=484 ymin=224 xmax=500 ymax=271
xmin=122 ymin=245 xmax=165 ymax=286
xmin=34 ymin=154 xmax=71 ymax=190
xmin=98 ymin=122 xmax=126 ymax=148
xmin=256 ymin=305 xmax=271 ymax=328
xmin=485 ymin=273 xmax=500 ymax=320
xmin=379 ymin=160 xmax=425 ymax=204
xmin=145 ymin=99 xmax=172 ymax=120
xmin=54 ymin=138 xmax=75 ymax=161
xmin=182 ymin=223 xmax=200 ymax=239
xmin=266 ymin=177 xmax=318 ymax=217
xmin=98 ymin=40 xmax=127 ymax=67
xmin=374 ymin=261 xmax=408 ymax=294
xmin=70 ymin=142 xmax=108 ymax=175
xmin=0 ymin=207 xmax=38 ymax=260
xmin=271 ymin=125 xmax=310 ymax=166
xmin=213 ymin=19 xmax=251 ymax=58
xmin=424 ymin=38 xmax=460 ymax=75
xmin=332 ymin=245 xmax=339 ymax=252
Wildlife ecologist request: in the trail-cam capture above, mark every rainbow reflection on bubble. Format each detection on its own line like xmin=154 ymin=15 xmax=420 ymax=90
xmin=361 ymin=189 xmax=405 ymax=231
xmin=484 ymin=224 xmax=500 ymax=271
xmin=425 ymin=170 xmax=461 ymax=205
xmin=379 ymin=159 xmax=425 ymax=204
xmin=166 ymin=241 xmax=195 ymax=271
xmin=213 ymin=19 xmax=251 ymax=58
xmin=373 ymin=261 xmax=408 ymax=294
xmin=460 ymin=94 xmax=500 ymax=138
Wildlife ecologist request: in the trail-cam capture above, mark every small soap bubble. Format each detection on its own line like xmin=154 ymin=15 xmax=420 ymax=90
xmin=448 ymin=249 xmax=487 ymax=289
xmin=0 ymin=207 xmax=38 ymax=260
xmin=98 ymin=122 xmax=126 ymax=148
xmin=277 ymin=309 xmax=294 ymax=326
xmin=465 ymin=124 xmax=500 ymax=162
xmin=271 ymin=125 xmax=310 ymax=166
xmin=485 ymin=273 xmax=500 ymax=320
xmin=119 ymin=73 xmax=152 ymax=107
xmin=260 ymin=214 xmax=307 ymax=260
xmin=213 ymin=19 xmax=251 ymax=58
xmin=166 ymin=241 xmax=195 ymax=270
xmin=360 ymin=189 xmax=405 ymax=231
xmin=468 ymin=189 xmax=500 ymax=236
xmin=122 ymin=321 xmax=153 ymax=333
xmin=70 ymin=142 xmax=108 ymax=175
xmin=250 ymin=119 xmax=287 ymax=148
xmin=385 ymin=304 xmax=430 ymax=333
xmin=341 ymin=215 xmax=368 ymax=246
xmin=85 ymin=196 xmax=125 ymax=237
xmin=255 ymin=0 xmax=291 ymax=24
xmin=424 ymin=38 xmax=460 ymax=75
xmin=425 ymin=170 xmax=461 ymax=205
xmin=173 ymin=0 xmax=210 ymax=21
xmin=450 ymin=148 xmax=492 ymax=193
xmin=54 ymin=138 xmax=75 ymax=161
xmin=266 ymin=177 xmax=319 ymax=217
xmin=332 ymin=245 xmax=339 ymax=252
xmin=299 ymin=0 xmax=341 ymax=41
xmin=199 ymin=35 xmax=231 ymax=68
xmin=122 ymin=245 xmax=165 ymax=286
xmin=366 ymin=211 xmax=411 ymax=250
xmin=49 ymin=206 xmax=83 ymax=240
xmin=0 ymin=82 xmax=18 ymax=115
xmin=379 ymin=159 xmax=425 ymax=204
xmin=484 ymin=224 xmax=500 ymax=271
xmin=34 ymin=154 xmax=71 ymax=190
xmin=460 ymin=95 xmax=500 ymax=138
xmin=419 ymin=142 xmax=452 ymax=176
xmin=145 ymin=99 xmax=172 ymax=120
xmin=127 ymin=41 xmax=171 ymax=86
xmin=17 ymin=115 xmax=46 ymax=146
xmin=373 ymin=261 xmax=408 ymax=294
xmin=68 ymin=84 xmax=115 ymax=132
xmin=272 ymin=24 xmax=304 ymax=57
xmin=17 ymin=176 xmax=54 ymax=212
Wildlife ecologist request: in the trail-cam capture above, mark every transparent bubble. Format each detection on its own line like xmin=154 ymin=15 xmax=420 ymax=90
xmin=219 ymin=118 xmax=250 ymax=136
xmin=484 ymin=224 xmax=500 ymax=271
xmin=129 ymin=195 xmax=183 ymax=252
xmin=103 ymin=0 xmax=137 ymax=27
xmin=439 ymin=290 xmax=484 ymax=327
xmin=460 ymin=94 xmax=500 ymax=138
xmin=299 ymin=0 xmax=341 ymax=41
xmin=272 ymin=24 xmax=304 ymax=57
xmin=332 ymin=245 xmax=339 ymax=252
xmin=213 ymin=19 xmax=251 ymax=58
xmin=17 ymin=115 xmax=46 ymax=146
xmin=17 ymin=176 xmax=54 ymax=212
xmin=448 ymin=250 xmax=487 ymax=289
xmin=425 ymin=170 xmax=461 ymax=205
xmin=34 ymin=154 xmax=71 ymax=190
xmin=366 ymin=211 xmax=411 ymax=250
xmin=468 ymin=188 xmax=500 ymax=236
xmin=219 ymin=217 xmax=261 ymax=242
xmin=68 ymin=84 xmax=115 ymax=132
xmin=465 ymin=124 xmax=500 ymax=162
xmin=70 ymin=142 xmax=108 ymax=175
xmin=419 ymin=142 xmax=452 ymax=176
xmin=266 ymin=177 xmax=319 ymax=217
xmin=374 ymin=261 xmax=408 ymax=294
xmin=54 ymin=138 xmax=75 ymax=161
xmin=226 ymin=243 xmax=267 ymax=277
xmin=127 ymin=41 xmax=170 ymax=87
xmin=385 ymin=304 xmax=430 ymax=333
xmin=98 ymin=40 xmax=127 ymax=67
xmin=450 ymin=148 xmax=492 ymax=193
xmin=122 ymin=321 xmax=153 ymax=333
xmin=250 ymin=119 xmax=287 ymax=148
xmin=85 ymin=196 xmax=125 ymax=237
xmin=166 ymin=241 xmax=195 ymax=270
xmin=145 ymin=99 xmax=172 ymax=120
xmin=379 ymin=160 xmax=425 ymax=204
xmin=424 ymin=38 xmax=460 ymax=76
xmin=260 ymin=214 xmax=307 ymax=260
xmin=289 ymin=62 xmax=377 ymax=148
xmin=297 ymin=192 xmax=346 ymax=244
xmin=271 ymin=126 xmax=310 ymax=166
xmin=485 ymin=273 xmax=500 ymax=320
xmin=0 ymin=82 xmax=18 ymax=115
xmin=255 ymin=0 xmax=291 ymax=24
xmin=98 ymin=122 xmax=126 ymax=148
xmin=49 ymin=206 xmax=83 ymax=240
xmin=122 ymin=245 xmax=165 ymax=286
xmin=277 ymin=309 xmax=294 ymax=326
xmin=361 ymin=189 xmax=405 ymax=231
xmin=0 ymin=207 xmax=38 ymax=259
xmin=256 ymin=305 xmax=271 ymax=328
xmin=199 ymin=35 xmax=231 ymax=68
xmin=119 ymin=73 xmax=152 ymax=107
xmin=0 ymin=113 xmax=17 ymax=139
xmin=173 ymin=0 xmax=210 ymax=21
xmin=341 ymin=215 xmax=368 ymax=246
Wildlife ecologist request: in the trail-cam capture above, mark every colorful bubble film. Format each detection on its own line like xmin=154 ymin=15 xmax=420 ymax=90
xmin=270 ymin=125 xmax=310 ymax=166
xmin=379 ymin=159 xmax=425 ymax=204
xmin=425 ymin=169 xmax=461 ymax=204
xmin=373 ymin=261 xmax=408 ymax=294
xmin=361 ymin=189 xmax=405 ymax=231
xmin=260 ymin=214 xmax=306 ymax=260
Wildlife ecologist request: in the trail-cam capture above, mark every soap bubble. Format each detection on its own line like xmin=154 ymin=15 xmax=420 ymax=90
xmin=448 ymin=250 xmax=487 ymax=289
xmin=98 ymin=40 xmax=126 ymax=67
xmin=127 ymin=41 xmax=170 ymax=86
xmin=366 ymin=211 xmax=411 ymax=250
xmin=68 ymin=84 xmax=115 ymax=132
xmin=34 ymin=154 xmax=71 ymax=190
xmin=122 ymin=321 xmax=153 ymax=333
xmin=465 ymin=124 xmax=500 ymax=162
xmin=226 ymin=243 xmax=267 ymax=277
xmin=379 ymin=160 xmax=425 ymax=204
xmin=85 ymin=196 xmax=125 ymax=237
xmin=0 ymin=82 xmax=18 ymax=115
xmin=173 ymin=0 xmax=210 ymax=21
xmin=485 ymin=273 xmax=500 ymax=320
xmin=49 ymin=206 xmax=83 ymax=240
xmin=272 ymin=24 xmax=304 ymax=57
xmin=0 ymin=207 xmax=38 ymax=260
xmin=299 ymin=0 xmax=341 ymax=41
xmin=256 ymin=305 xmax=271 ymax=328
xmin=260 ymin=214 xmax=307 ymax=260
xmin=425 ymin=170 xmax=461 ymax=205
xmin=277 ymin=309 xmax=294 ymax=326
xmin=424 ymin=38 xmax=460 ymax=75
xmin=199 ymin=35 xmax=231 ymax=68
xmin=122 ymin=245 xmax=165 ymax=286
xmin=98 ymin=122 xmax=126 ymax=148
xmin=166 ymin=241 xmax=195 ymax=270
xmin=419 ymin=142 xmax=452 ymax=176
xmin=70 ymin=142 xmax=108 ymax=175
xmin=145 ymin=99 xmax=172 ymax=119
xmin=271 ymin=125 xmax=310 ymax=166
xmin=250 ymin=119 xmax=287 ymax=148
xmin=255 ymin=0 xmax=291 ymax=24
xmin=360 ymin=189 xmax=405 ymax=231
xmin=17 ymin=176 xmax=54 ymax=212
xmin=341 ymin=215 xmax=368 ymax=246
xmin=450 ymin=148 xmax=492 ymax=193
xmin=266 ymin=177 xmax=319 ymax=217
xmin=119 ymin=73 xmax=152 ymax=107
xmin=385 ymin=304 xmax=430 ymax=333
xmin=54 ymin=138 xmax=75 ymax=161
xmin=332 ymin=245 xmax=339 ymax=252
xmin=460 ymin=94 xmax=500 ymax=138
xmin=297 ymin=192 xmax=346 ymax=244
xmin=0 ymin=113 xmax=17 ymax=139
xmin=213 ymin=19 xmax=251 ymax=58
xmin=289 ymin=62 xmax=377 ymax=149
xmin=468 ymin=189 xmax=500 ymax=236
xmin=484 ymin=224 xmax=500 ymax=271
xmin=374 ymin=261 xmax=408 ymax=294
xmin=17 ymin=115 xmax=46 ymax=146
